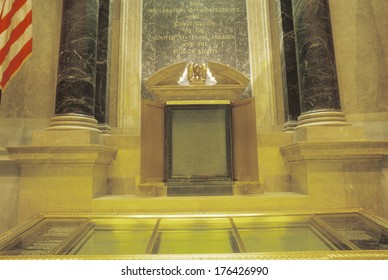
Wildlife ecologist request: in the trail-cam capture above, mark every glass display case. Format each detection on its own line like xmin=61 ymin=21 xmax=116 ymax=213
xmin=1 ymin=209 xmax=387 ymax=259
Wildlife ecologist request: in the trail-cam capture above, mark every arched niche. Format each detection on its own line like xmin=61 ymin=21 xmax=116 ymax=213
xmin=141 ymin=62 xmax=260 ymax=196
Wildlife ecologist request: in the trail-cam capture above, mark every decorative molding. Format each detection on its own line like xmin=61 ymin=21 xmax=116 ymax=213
xmin=296 ymin=110 xmax=350 ymax=128
xmin=280 ymin=141 xmax=388 ymax=162
xmin=283 ymin=120 xmax=298 ymax=132
xmin=98 ymin=123 xmax=112 ymax=135
xmin=47 ymin=114 xmax=100 ymax=133
xmin=145 ymin=62 xmax=249 ymax=102
xmin=6 ymin=145 xmax=117 ymax=165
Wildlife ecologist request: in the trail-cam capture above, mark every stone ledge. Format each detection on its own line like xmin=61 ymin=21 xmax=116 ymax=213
xmin=6 ymin=145 xmax=117 ymax=165
xmin=280 ymin=141 xmax=388 ymax=162
xmin=32 ymin=130 xmax=102 ymax=146
xmin=293 ymin=126 xmax=365 ymax=142
xmin=91 ymin=193 xmax=311 ymax=213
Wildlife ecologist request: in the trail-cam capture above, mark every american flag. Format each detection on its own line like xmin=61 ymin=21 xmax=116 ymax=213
xmin=0 ymin=0 xmax=32 ymax=102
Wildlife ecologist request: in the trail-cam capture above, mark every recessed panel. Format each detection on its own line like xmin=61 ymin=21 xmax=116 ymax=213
xmin=166 ymin=105 xmax=232 ymax=182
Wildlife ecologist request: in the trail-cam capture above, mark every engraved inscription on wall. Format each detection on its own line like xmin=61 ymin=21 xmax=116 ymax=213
xmin=142 ymin=0 xmax=250 ymax=95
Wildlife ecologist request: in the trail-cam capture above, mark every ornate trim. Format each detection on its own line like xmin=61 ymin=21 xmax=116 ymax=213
xmin=296 ymin=109 xmax=350 ymax=128
xmin=283 ymin=120 xmax=298 ymax=132
xmin=280 ymin=141 xmax=388 ymax=162
xmin=48 ymin=114 xmax=101 ymax=132
xmin=0 ymin=215 xmax=44 ymax=248
xmin=7 ymin=145 xmax=117 ymax=165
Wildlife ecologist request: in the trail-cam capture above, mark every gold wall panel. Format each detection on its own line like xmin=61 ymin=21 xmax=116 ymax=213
xmin=141 ymin=100 xmax=165 ymax=182
xmin=231 ymin=98 xmax=259 ymax=182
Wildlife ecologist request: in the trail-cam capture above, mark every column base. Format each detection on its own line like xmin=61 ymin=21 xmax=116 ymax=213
xmin=98 ymin=123 xmax=112 ymax=135
xmin=296 ymin=110 xmax=350 ymax=129
xmin=283 ymin=120 xmax=298 ymax=132
xmin=47 ymin=114 xmax=100 ymax=133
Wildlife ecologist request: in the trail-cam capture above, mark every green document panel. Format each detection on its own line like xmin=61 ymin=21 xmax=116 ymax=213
xmin=166 ymin=105 xmax=232 ymax=181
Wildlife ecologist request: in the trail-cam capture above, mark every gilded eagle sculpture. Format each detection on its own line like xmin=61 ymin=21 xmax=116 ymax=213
xmin=188 ymin=63 xmax=207 ymax=84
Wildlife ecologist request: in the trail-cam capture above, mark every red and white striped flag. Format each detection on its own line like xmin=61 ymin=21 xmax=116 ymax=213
xmin=0 ymin=0 xmax=32 ymax=102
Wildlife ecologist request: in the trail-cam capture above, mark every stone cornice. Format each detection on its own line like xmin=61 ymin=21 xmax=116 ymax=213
xmin=280 ymin=141 xmax=388 ymax=162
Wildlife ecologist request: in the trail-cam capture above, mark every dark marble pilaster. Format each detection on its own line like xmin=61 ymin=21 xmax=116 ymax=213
xmin=51 ymin=0 xmax=99 ymax=131
xmin=276 ymin=0 xmax=300 ymax=131
xmin=95 ymin=0 xmax=112 ymax=134
xmin=292 ymin=0 xmax=348 ymax=127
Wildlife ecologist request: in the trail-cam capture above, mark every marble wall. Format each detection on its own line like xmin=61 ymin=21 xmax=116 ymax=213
xmin=142 ymin=0 xmax=250 ymax=99
xmin=142 ymin=0 xmax=249 ymax=75
xmin=329 ymin=0 xmax=388 ymax=140
xmin=292 ymin=0 xmax=341 ymax=113
xmin=329 ymin=0 xmax=388 ymax=116
xmin=95 ymin=0 xmax=113 ymax=126
xmin=55 ymin=0 xmax=99 ymax=116
xmin=0 ymin=0 xmax=62 ymax=119
xmin=276 ymin=0 xmax=300 ymax=122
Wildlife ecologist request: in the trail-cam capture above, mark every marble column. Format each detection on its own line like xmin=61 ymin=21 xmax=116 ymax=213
xmin=48 ymin=0 xmax=100 ymax=132
xmin=292 ymin=0 xmax=349 ymax=128
xmin=276 ymin=0 xmax=301 ymax=132
xmin=95 ymin=0 xmax=112 ymax=134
